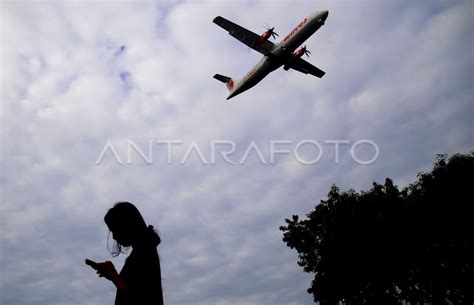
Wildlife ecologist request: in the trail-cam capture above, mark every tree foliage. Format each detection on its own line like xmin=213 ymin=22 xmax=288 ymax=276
xmin=280 ymin=153 xmax=474 ymax=305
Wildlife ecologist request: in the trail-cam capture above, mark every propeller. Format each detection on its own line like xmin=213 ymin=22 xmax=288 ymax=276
xmin=301 ymin=45 xmax=311 ymax=57
xmin=264 ymin=23 xmax=279 ymax=39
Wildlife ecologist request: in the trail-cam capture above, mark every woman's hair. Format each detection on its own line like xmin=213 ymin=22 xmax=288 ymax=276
xmin=104 ymin=201 xmax=148 ymax=256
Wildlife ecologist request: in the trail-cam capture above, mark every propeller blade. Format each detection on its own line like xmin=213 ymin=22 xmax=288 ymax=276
xmin=263 ymin=24 xmax=279 ymax=39
xmin=302 ymin=46 xmax=311 ymax=57
xmin=270 ymin=28 xmax=279 ymax=39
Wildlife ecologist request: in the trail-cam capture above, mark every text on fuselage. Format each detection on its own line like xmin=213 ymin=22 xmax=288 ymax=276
xmin=284 ymin=17 xmax=308 ymax=42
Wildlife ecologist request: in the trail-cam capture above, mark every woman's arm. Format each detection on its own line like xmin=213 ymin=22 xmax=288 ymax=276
xmin=110 ymin=272 xmax=128 ymax=292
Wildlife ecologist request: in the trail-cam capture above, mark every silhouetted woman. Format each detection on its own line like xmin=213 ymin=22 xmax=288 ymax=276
xmin=86 ymin=202 xmax=164 ymax=305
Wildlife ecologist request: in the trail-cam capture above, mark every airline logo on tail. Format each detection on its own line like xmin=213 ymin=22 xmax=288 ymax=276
xmin=214 ymin=74 xmax=236 ymax=93
xmin=227 ymin=79 xmax=234 ymax=91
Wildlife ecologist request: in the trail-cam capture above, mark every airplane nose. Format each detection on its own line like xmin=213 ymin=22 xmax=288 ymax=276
xmin=321 ymin=10 xmax=329 ymax=21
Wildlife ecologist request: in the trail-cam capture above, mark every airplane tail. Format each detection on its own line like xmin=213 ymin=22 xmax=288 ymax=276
xmin=213 ymin=74 xmax=236 ymax=93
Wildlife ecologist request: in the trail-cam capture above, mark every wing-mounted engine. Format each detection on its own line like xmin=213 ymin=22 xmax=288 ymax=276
xmin=255 ymin=25 xmax=278 ymax=45
xmin=293 ymin=45 xmax=311 ymax=59
xmin=284 ymin=45 xmax=311 ymax=70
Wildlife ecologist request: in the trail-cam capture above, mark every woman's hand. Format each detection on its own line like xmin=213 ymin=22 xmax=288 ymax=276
xmin=95 ymin=261 xmax=118 ymax=281
xmin=95 ymin=261 xmax=128 ymax=292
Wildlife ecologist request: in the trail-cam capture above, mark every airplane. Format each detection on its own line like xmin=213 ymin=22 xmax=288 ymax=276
xmin=213 ymin=10 xmax=329 ymax=100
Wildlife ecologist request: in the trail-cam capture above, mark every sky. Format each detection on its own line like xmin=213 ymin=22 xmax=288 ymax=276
xmin=0 ymin=0 xmax=473 ymax=305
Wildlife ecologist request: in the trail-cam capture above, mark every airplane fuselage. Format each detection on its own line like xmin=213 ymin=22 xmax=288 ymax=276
xmin=227 ymin=11 xmax=328 ymax=100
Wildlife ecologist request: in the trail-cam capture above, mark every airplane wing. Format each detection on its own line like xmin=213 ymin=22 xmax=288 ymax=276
xmin=213 ymin=16 xmax=275 ymax=55
xmin=287 ymin=58 xmax=326 ymax=78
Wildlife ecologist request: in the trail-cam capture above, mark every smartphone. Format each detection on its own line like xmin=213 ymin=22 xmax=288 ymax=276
xmin=85 ymin=258 xmax=100 ymax=270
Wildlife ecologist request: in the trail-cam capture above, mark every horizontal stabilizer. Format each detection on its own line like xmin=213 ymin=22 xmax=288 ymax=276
xmin=213 ymin=74 xmax=231 ymax=83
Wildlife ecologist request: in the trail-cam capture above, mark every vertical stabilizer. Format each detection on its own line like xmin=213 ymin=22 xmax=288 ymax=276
xmin=213 ymin=74 xmax=236 ymax=93
xmin=214 ymin=74 xmax=243 ymax=100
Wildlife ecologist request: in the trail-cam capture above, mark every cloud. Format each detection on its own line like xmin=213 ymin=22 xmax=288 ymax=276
xmin=1 ymin=1 xmax=472 ymax=305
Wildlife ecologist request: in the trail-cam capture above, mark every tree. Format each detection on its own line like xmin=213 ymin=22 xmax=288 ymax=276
xmin=280 ymin=153 xmax=474 ymax=305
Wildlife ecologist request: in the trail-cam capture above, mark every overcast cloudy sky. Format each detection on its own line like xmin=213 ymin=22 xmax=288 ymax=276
xmin=1 ymin=1 xmax=472 ymax=304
